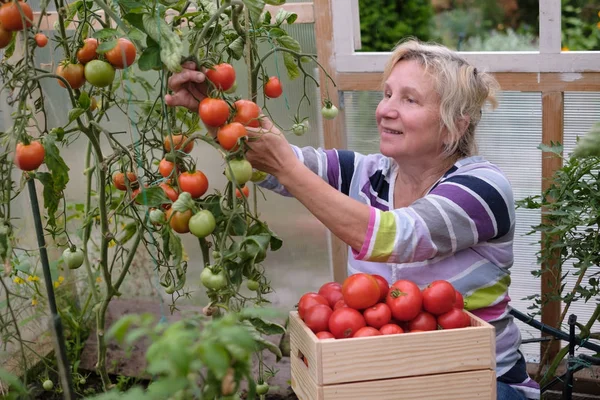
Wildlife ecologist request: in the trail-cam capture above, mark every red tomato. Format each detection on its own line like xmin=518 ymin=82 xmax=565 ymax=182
xmin=217 ymin=122 xmax=246 ymax=150
xmin=409 ymin=329 xmax=425 ymax=333
xmin=77 ymin=38 xmax=98 ymax=64
xmin=206 ymin=63 xmax=236 ymax=91
xmin=178 ymin=171 xmax=209 ymax=199
xmin=342 ymin=273 xmax=380 ymax=310
xmin=455 ymin=290 xmax=465 ymax=310
xmin=0 ymin=24 xmax=12 ymax=49
xmin=14 ymin=141 xmax=45 ymax=171
xmin=34 ymin=33 xmax=48 ymax=47
xmin=328 ymin=308 xmax=366 ymax=339
xmin=56 ymin=62 xmax=85 ymax=89
xmin=105 ymin=38 xmax=136 ymax=69
xmin=303 ymin=304 xmax=333 ymax=333
xmin=437 ymin=308 xmax=470 ymax=330
xmin=164 ymin=134 xmax=194 ymax=153
xmin=318 ymin=282 xmax=344 ymax=308
xmin=352 ymin=327 xmax=382 ymax=338
xmin=407 ymin=311 xmax=437 ymax=332
xmin=264 ymin=76 xmax=283 ymax=98
xmin=167 ymin=208 xmax=192 ymax=234
xmin=333 ymin=299 xmax=348 ymax=310
xmin=232 ymin=99 xmax=260 ymax=128
xmin=371 ymin=274 xmax=389 ymax=301
xmin=386 ymin=280 xmax=422 ymax=321
xmin=158 ymin=158 xmax=175 ymax=178
xmin=0 ymin=1 xmax=33 ymax=31
xmin=422 ymin=280 xmax=456 ymax=315
xmin=199 ymin=98 xmax=230 ymax=127
xmin=235 ymin=185 xmax=250 ymax=199
xmin=363 ymin=303 xmax=392 ymax=329
xmin=297 ymin=293 xmax=328 ymax=320
xmin=113 ymin=172 xmax=138 ymax=191
xmin=379 ymin=323 xmax=404 ymax=335
xmin=316 ymin=331 xmax=335 ymax=340
xmin=159 ymin=183 xmax=179 ymax=203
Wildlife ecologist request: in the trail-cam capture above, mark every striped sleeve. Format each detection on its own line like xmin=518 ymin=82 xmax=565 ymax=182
xmin=353 ymin=168 xmax=515 ymax=264
xmin=257 ymin=145 xmax=360 ymax=196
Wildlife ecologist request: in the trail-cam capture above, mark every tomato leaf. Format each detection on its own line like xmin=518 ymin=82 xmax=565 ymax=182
xmin=78 ymin=92 xmax=90 ymax=109
xmin=0 ymin=369 xmax=27 ymax=394
xmin=0 ymin=223 xmax=10 ymax=264
xmin=251 ymin=332 xmax=283 ymax=361
xmin=263 ymin=10 xmax=271 ymax=24
xmin=168 ymin=229 xmax=183 ymax=267
xmin=38 ymin=136 xmax=70 ymax=231
xmin=92 ymin=28 xmax=118 ymax=39
xmin=269 ymin=232 xmax=283 ymax=251
xmin=96 ymin=39 xmax=118 ymax=54
xmin=276 ymin=34 xmax=301 ymax=52
xmin=198 ymin=342 xmax=230 ymax=379
xmin=228 ymin=37 xmax=245 ymax=60
xmin=275 ymin=9 xmax=295 ymax=25
xmin=283 ymin=52 xmax=299 ymax=80
xmin=264 ymin=0 xmax=285 ymax=5
xmin=244 ymin=317 xmax=285 ymax=335
xmin=242 ymin=0 xmax=265 ymax=24
xmin=123 ymin=13 xmax=145 ymax=30
xmin=267 ymin=27 xmax=287 ymax=38
xmin=68 ymin=107 xmax=85 ymax=123
xmin=120 ymin=0 xmax=146 ymax=13
xmin=50 ymin=127 xmax=65 ymax=141
xmin=146 ymin=377 xmax=188 ymax=397
xmin=138 ymin=45 xmax=162 ymax=71
xmin=106 ymin=315 xmax=140 ymax=343
xmin=133 ymin=186 xmax=169 ymax=207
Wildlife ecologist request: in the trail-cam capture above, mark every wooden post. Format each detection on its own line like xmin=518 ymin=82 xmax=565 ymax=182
xmin=314 ymin=0 xmax=348 ymax=283
xmin=540 ymin=91 xmax=564 ymax=361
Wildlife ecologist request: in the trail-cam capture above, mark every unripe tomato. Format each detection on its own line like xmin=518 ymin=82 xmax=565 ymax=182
xmin=56 ymin=62 xmax=85 ymax=89
xmin=246 ymin=279 xmax=259 ymax=291
xmin=34 ymin=33 xmax=48 ymax=47
xmin=84 ymin=60 xmax=115 ymax=88
xmin=112 ymin=172 xmax=138 ymax=191
xmin=42 ymin=379 xmax=54 ymax=391
xmin=0 ymin=1 xmax=33 ymax=31
xmin=14 ymin=141 xmax=45 ymax=171
xmin=199 ymin=98 xmax=229 ymax=128
xmin=321 ymin=103 xmax=339 ymax=119
xmin=264 ymin=76 xmax=283 ymax=98
xmin=292 ymin=120 xmax=309 ymax=136
xmin=63 ymin=248 xmax=84 ymax=270
xmin=77 ymin=38 xmax=98 ymax=64
xmin=256 ymin=383 xmax=269 ymax=395
xmin=206 ymin=63 xmax=236 ymax=91
xmin=163 ymin=134 xmax=194 ymax=153
xmin=225 ymin=159 xmax=253 ymax=185
xmin=104 ymin=38 xmax=136 ymax=69
xmin=200 ymin=267 xmax=227 ymax=290
xmin=188 ymin=210 xmax=216 ymax=238
xmin=178 ymin=170 xmax=209 ymax=199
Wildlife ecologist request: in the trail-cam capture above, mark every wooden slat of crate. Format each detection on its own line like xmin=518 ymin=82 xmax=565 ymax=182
xmin=291 ymin=365 xmax=497 ymax=400
xmin=289 ymin=310 xmax=496 ymax=386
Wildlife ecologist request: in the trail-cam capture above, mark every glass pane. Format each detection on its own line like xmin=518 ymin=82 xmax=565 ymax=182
xmin=357 ymin=0 xmax=539 ymax=52
xmin=561 ymin=92 xmax=600 ymax=354
xmin=562 ymin=1 xmax=600 ymax=51
xmin=342 ymin=90 xmax=544 ymax=360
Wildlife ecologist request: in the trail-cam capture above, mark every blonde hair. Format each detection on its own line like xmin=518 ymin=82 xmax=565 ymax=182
xmin=383 ymin=38 xmax=500 ymax=158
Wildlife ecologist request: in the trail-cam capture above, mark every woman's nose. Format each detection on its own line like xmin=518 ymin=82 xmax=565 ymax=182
xmin=377 ymin=101 xmax=399 ymax=119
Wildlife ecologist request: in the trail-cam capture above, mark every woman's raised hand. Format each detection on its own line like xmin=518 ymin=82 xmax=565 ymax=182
xmin=164 ymin=61 xmax=209 ymax=112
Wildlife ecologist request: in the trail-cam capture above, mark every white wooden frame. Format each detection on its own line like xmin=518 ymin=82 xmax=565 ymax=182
xmin=332 ymin=0 xmax=600 ymax=73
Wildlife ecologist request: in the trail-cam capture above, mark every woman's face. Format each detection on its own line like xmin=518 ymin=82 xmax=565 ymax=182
xmin=376 ymin=59 xmax=447 ymax=162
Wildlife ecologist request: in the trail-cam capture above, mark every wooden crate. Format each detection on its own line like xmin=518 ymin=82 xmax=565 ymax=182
xmin=289 ymin=310 xmax=497 ymax=400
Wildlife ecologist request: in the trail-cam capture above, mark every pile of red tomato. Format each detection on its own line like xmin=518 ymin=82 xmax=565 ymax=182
xmin=297 ymin=273 xmax=470 ymax=339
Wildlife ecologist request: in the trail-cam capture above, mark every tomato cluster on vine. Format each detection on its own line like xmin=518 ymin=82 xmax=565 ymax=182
xmin=297 ymin=274 xmax=470 ymax=340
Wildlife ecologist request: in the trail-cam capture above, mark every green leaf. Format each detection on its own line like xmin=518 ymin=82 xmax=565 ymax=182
xmin=265 ymin=0 xmax=285 ymax=4
xmin=120 ymin=0 xmax=146 ymax=13
xmin=92 ymin=28 xmax=118 ymax=39
xmin=123 ymin=13 xmax=145 ymax=30
xmin=276 ymin=34 xmax=301 ymax=52
xmin=253 ymin=334 xmax=282 ymax=361
xmin=106 ymin=315 xmax=140 ymax=343
xmin=0 ymin=223 xmax=10 ymax=264
xmin=0 ymin=368 xmax=27 ymax=394
xmin=40 ymin=136 xmax=70 ymax=230
xmin=1 ymin=34 xmax=16 ymax=61
xmin=68 ymin=107 xmax=85 ymax=123
xmin=138 ymin=45 xmax=162 ymax=71
xmin=275 ymin=9 xmax=294 ymax=25
xmin=282 ymin=52 xmax=299 ymax=79
xmin=246 ymin=317 xmax=285 ymax=335
xmin=538 ymin=142 xmax=563 ymax=155
xmin=168 ymin=229 xmax=183 ymax=266
xmin=270 ymin=232 xmax=283 ymax=251
xmin=50 ymin=127 xmax=65 ymax=141
xmin=228 ymin=37 xmax=245 ymax=60
xmin=242 ymin=0 xmax=265 ymax=24
xmin=263 ymin=10 xmax=272 ymax=24
xmin=133 ymin=186 xmax=169 ymax=207
xmin=78 ymin=92 xmax=91 ymax=109
xmin=286 ymin=12 xmax=297 ymax=24
xmin=146 ymin=378 xmax=188 ymax=398
xmin=97 ymin=39 xmax=118 ymax=54
xmin=198 ymin=342 xmax=230 ymax=379
xmin=36 ymin=172 xmax=59 ymax=228
xmin=267 ymin=27 xmax=287 ymax=38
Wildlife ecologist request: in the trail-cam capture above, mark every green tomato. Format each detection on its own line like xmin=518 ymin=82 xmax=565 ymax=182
xmin=63 ymin=248 xmax=84 ymax=270
xmin=321 ymin=104 xmax=339 ymax=120
xmin=150 ymin=209 xmax=166 ymax=225
xmin=292 ymin=120 xmax=309 ymax=136
xmin=79 ymin=377 xmax=87 ymax=385
xmin=256 ymin=383 xmax=269 ymax=395
xmin=200 ymin=267 xmax=227 ymax=290
xmin=250 ymin=169 xmax=268 ymax=182
xmin=43 ymin=379 xmax=54 ymax=391
xmin=84 ymin=60 xmax=116 ymax=88
xmin=225 ymin=159 xmax=253 ymax=185
xmin=246 ymin=279 xmax=259 ymax=291
xmin=189 ymin=210 xmax=216 ymax=238
xmin=165 ymin=284 xmax=175 ymax=294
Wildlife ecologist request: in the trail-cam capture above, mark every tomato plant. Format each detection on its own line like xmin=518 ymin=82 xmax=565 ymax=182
xmin=225 ymin=159 xmax=253 ymax=185
xmin=14 ymin=141 xmax=45 ymax=171
xmin=63 ymin=248 xmax=84 ymax=270
xmin=164 ymin=134 xmax=194 ymax=153
xmin=84 ymin=60 xmax=115 ymax=88
xmin=206 ymin=63 xmax=236 ymax=91
xmin=199 ymin=98 xmax=230 ymax=127
xmin=56 ymin=62 xmax=85 ymax=89
xmin=167 ymin=208 xmax=192 ymax=234
xmin=342 ymin=273 xmax=380 ymax=310
xmin=264 ymin=76 xmax=283 ymax=98
xmin=235 ymin=185 xmax=250 ymax=199
xmin=321 ymin=100 xmax=339 ymax=120
xmin=218 ymin=122 xmax=246 ymax=151
xmin=233 ymin=99 xmax=261 ymax=128
xmin=77 ymin=38 xmax=99 ymax=64
xmin=178 ymin=170 xmax=209 ymax=199
xmin=104 ymin=38 xmax=136 ymax=69
xmin=112 ymin=172 xmax=138 ymax=191
xmin=34 ymin=33 xmax=48 ymax=48
xmin=188 ymin=210 xmax=216 ymax=238
xmin=0 ymin=1 xmax=33 ymax=31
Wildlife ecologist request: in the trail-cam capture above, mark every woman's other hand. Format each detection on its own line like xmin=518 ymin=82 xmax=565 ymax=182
xmin=245 ymin=117 xmax=300 ymax=179
xmin=164 ymin=61 xmax=208 ymax=111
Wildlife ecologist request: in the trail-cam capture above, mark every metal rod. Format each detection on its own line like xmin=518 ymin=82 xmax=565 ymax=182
xmin=562 ymin=314 xmax=577 ymax=400
xmin=27 ymin=178 xmax=74 ymax=399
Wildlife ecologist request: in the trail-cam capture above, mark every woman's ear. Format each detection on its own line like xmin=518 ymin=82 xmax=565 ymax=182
xmin=457 ymin=115 xmax=471 ymax=136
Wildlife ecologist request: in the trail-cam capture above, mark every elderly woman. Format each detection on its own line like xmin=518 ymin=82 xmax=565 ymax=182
xmin=166 ymin=39 xmax=539 ymax=400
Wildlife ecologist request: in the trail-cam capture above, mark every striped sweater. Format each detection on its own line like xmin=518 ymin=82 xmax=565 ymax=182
xmin=259 ymin=146 xmax=540 ymax=399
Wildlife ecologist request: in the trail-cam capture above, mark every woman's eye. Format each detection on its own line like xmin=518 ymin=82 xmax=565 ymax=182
xmin=384 ymin=92 xmax=392 ymax=98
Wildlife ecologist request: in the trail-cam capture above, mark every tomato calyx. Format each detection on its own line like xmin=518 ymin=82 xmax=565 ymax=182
xmin=388 ymin=287 xmax=407 ymax=299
